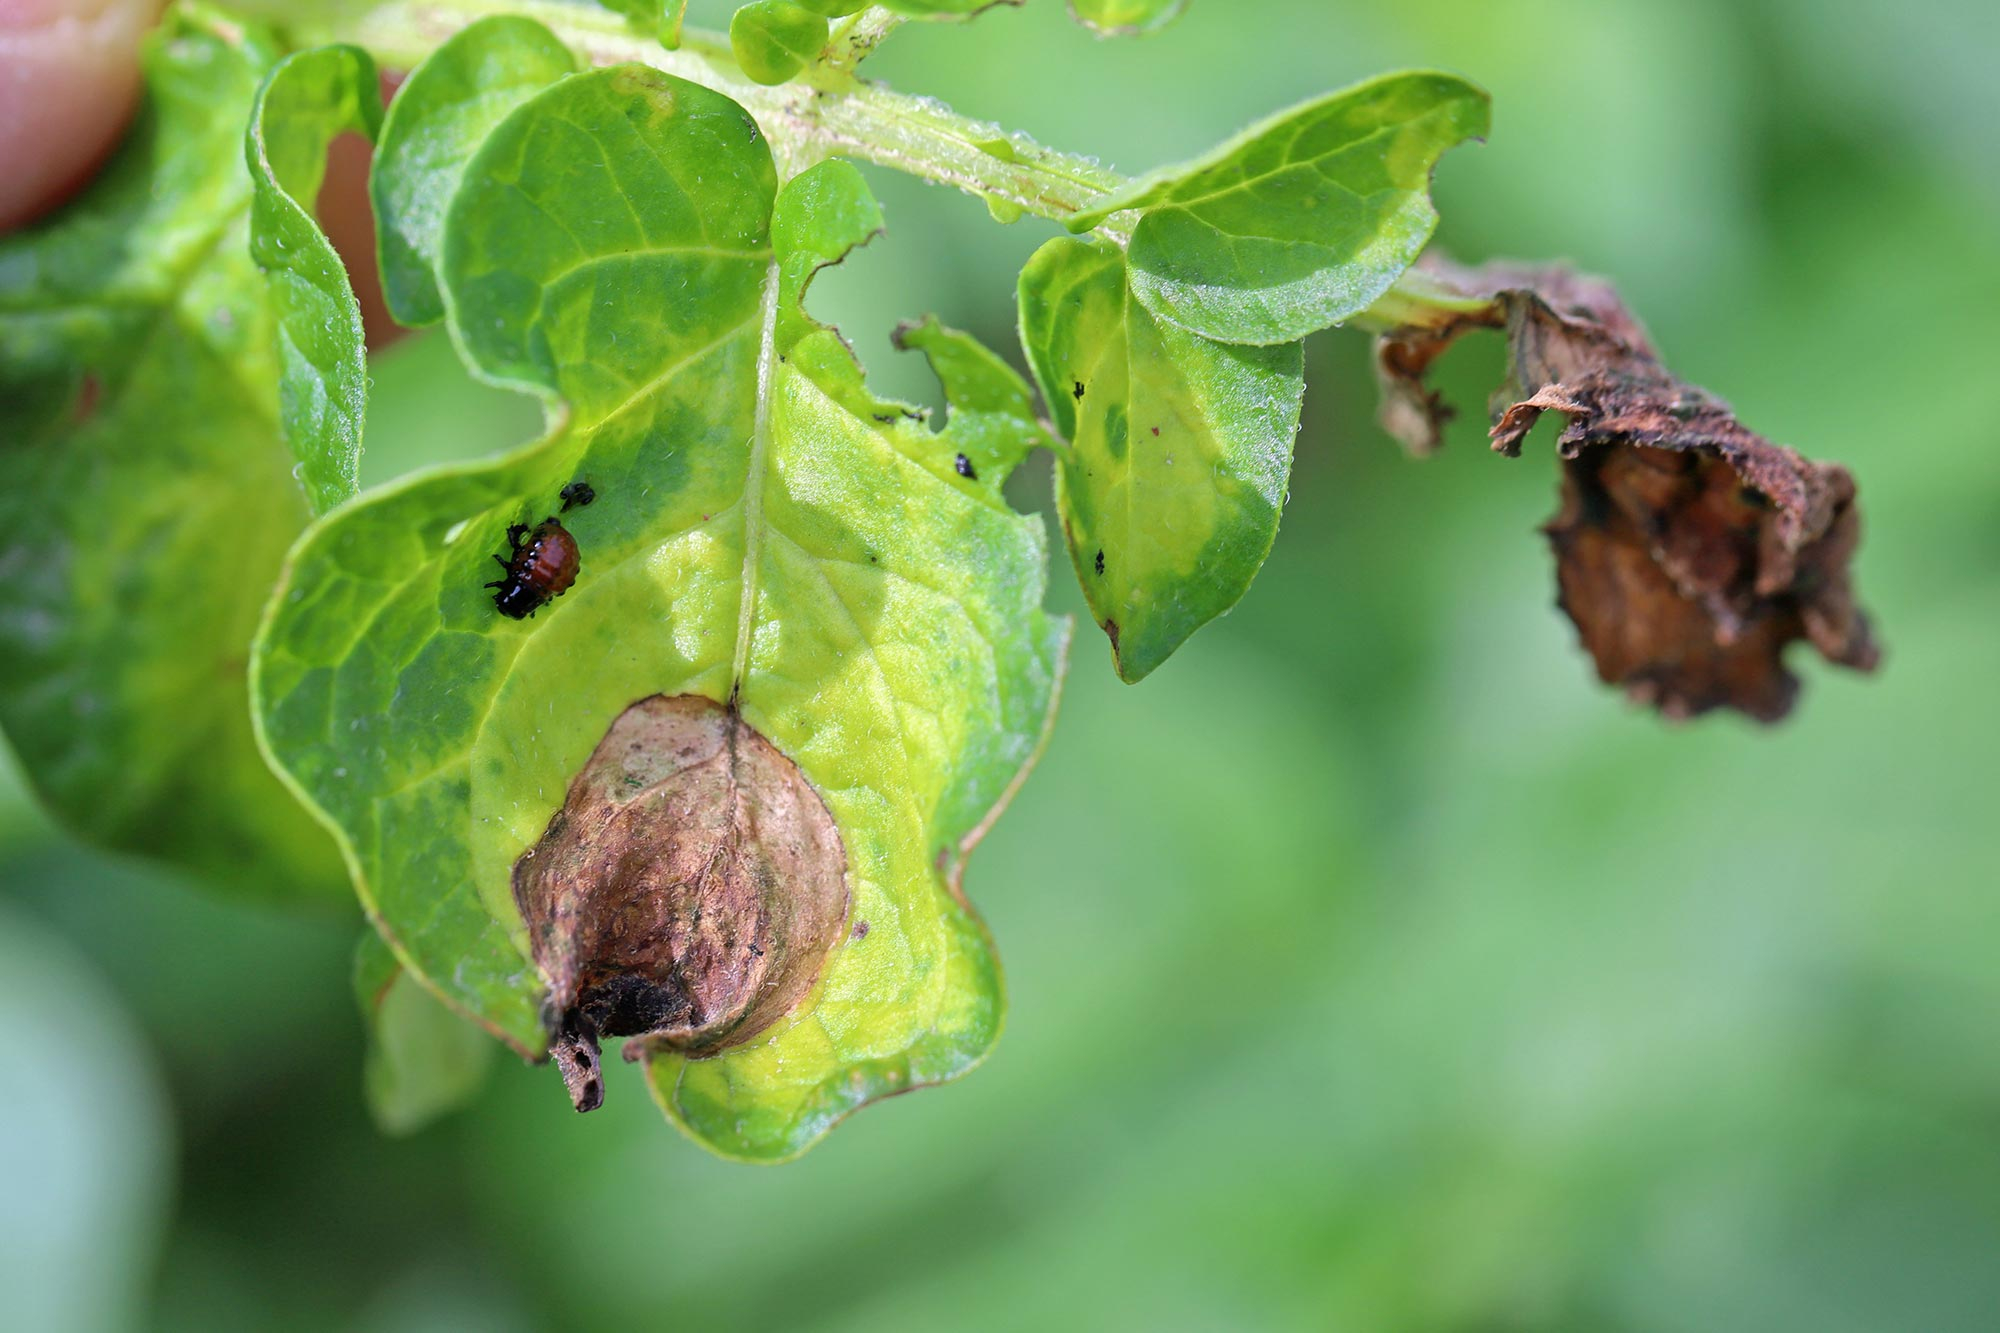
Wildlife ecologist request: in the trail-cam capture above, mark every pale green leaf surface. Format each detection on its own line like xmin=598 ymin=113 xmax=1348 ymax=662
xmin=255 ymin=64 xmax=1065 ymax=1159
xmin=355 ymin=930 xmax=496 ymax=1136
xmin=1069 ymin=0 xmax=1188 ymax=37
xmin=1069 ymin=72 xmax=1491 ymax=344
xmin=0 ymin=9 xmax=341 ymax=898
xmin=730 ymin=1 xmax=827 ymax=85
xmin=246 ymin=44 xmax=383 ymax=513
xmin=1020 ymin=236 xmax=1301 ymax=681
xmin=372 ymin=16 xmax=578 ymax=329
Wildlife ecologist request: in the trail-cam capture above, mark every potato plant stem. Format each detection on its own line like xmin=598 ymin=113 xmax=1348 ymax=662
xmin=324 ymin=0 xmax=1451 ymax=326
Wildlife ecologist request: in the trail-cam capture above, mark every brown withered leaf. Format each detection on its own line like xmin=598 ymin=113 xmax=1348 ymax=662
xmin=513 ymin=695 xmax=849 ymax=1112
xmin=1372 ymin=257 xmax=1878 ymax=721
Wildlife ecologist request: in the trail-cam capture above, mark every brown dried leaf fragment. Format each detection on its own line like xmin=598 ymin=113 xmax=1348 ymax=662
xmin=514 ymin=695 xmax=849 ymax=1112
xmin=1372 ymin=257 xmax=1878 ymax=721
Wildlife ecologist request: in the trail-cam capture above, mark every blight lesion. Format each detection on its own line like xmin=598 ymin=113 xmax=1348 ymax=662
xmin=513 ymin=693 xmax=849 ymax=1111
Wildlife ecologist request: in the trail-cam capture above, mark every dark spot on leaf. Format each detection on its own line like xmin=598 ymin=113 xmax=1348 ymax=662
xmin=1073 ymin=380 xmax=1086 ymax=401
xmin=851 ymin=920 xmax=869 ymax=940
xmin=1102 ymin=617 xmax=1120 ymax=652
xmin=873 ymin=413 xmax=897 ymax=424
xmin=514 ymin=696 xmax=849 ymax=1111
xmin=1094 ymin=549 xmax=1105 ymax=576
xmin=954 ymin=453 xmax=977 ymax=480
xmin=559 ymin=480 xmax=595 ymax=511
xmin=1150 ymin=426 xmax=1160 ymax=437
xmin=1371 ymin=257 xmax=1878 ymax=721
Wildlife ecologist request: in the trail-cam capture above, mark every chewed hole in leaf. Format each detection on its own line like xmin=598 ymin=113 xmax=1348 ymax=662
xmin=513 ymin=694 xmax=849 ymax=1112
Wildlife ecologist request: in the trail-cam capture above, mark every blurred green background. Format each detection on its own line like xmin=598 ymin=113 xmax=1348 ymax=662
xmin=5 ymin=0 xmax=1999 ymax=1327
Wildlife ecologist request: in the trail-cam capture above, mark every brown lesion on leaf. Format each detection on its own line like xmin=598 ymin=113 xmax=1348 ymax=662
xmin=1372 ymin=257 xmax=1878 ymax=721
xmin=513 ymin=695 xmax=849 ymax=1113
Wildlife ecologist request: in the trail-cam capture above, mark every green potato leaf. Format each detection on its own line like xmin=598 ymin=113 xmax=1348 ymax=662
xmin=0 ymin=7 xmax=341 ymax=898
xmin=1068 ymin=72 xmax=1491 ymax=345
xmin=355 ymin=930 xmax=496 ymax=1136
xmin=246 ymin=44 xmax=383 ymax=514
xmin=1069 ymin=0 xmax=1189 ymax=37
xmin=1020 ymin=237 xmax=1301 ymax=681
xmin=730 ymin=1 xmax=828 ymax=85
xmin=254 ymin=61 xmax=1065 ymax=1160
xmin=371 ymin=16 xmax=578 ymax=329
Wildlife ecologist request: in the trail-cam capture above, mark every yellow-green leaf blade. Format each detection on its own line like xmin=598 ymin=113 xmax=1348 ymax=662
xmin=255 ymin=66 xmax=1065 ymax=1159
xmin=1020 ymin=236 xmax=1300 ymax=681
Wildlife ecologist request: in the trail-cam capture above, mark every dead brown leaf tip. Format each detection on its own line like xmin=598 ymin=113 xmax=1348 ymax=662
xmin=1373 ymin=257 xmax=1878 ymax=721
xmin=514 ymin=695 xmax=849 ymax=1112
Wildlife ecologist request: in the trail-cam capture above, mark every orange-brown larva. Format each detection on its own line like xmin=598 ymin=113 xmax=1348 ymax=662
xmin=486 ymin=518 xmax=579 ymax=619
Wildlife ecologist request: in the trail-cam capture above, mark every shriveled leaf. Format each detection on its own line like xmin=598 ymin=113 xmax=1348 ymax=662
xmin=0 ymin=9 xmax=340 ymax=897
xmin=254 ymin=70 xmax=1065 ymax=1160
xmin=730 ymin=1 xmax=828 ymax=85
xmin=1069 ymin=0 xmax=1188 ymax=37
xmin=1371 ymin=258 xmax=1879 ymax=721
xmin=355 ymin=930 xmax=496 ymax=1135
xmin=1069 ymin=72 xmax=1490 ymax=346
xmin=372 ymin=16 xmax=578 ymax=329
xmin=1020 ymin=236 xmax=1301 ymax=681
xmin=246 ymin=44 xmax=383 ymax=514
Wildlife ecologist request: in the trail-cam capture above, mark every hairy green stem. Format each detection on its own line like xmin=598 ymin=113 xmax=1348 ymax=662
xmin=320 ymin=0 xmax=1453 ymax=327
xmin=328 ymin=1 xmax=1124 ymax=221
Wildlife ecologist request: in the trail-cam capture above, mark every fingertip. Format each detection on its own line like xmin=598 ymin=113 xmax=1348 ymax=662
xmin=0 ymin=0 xmax=163 ymax=231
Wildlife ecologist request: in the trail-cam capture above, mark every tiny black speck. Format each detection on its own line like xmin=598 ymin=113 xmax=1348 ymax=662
xmin=954 ymin=453 xmax=977 ymax=480
xmin=559 ymin=480 xmax=595 ymax=511
xmin=1072 ymin=380 xmax=1086 ymax=401
xmin=1150 ymin=426 xmax=1160 ymax=437
xmin=1094 ymin=549 xmax=1105 ymax=576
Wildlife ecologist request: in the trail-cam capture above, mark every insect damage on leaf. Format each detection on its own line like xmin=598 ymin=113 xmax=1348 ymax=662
xmin=1371 ymin=258 xmax=1878 ymax=721
xmin=515 ymin=695 xmax=849 ymax=1112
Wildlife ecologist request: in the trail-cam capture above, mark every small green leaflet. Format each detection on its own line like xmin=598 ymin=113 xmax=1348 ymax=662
xmin=246 ymin=43 xmax=383 ymax=514
xmin=371 ymin=16 xmax=579 ymax=328
xmin=1070 ymin=0 xmax=1188 ymax=37
xmin=0 ymin=8 xmax=341 ymax=899
xmin=730 ymin=2 xmax=828 ymax=85
xmin=595 ymin=0 xmax=690 ymax=47
xmin=1020 ymin=237 xmax=1301 ymax=681
xmin=355 ymin=930 xmax=495 ymax=1136
xmin=254 ymin=32 xmax=1065 ymax=1160
xmin=1069 ymin=71 xmax=1490 ymax=345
